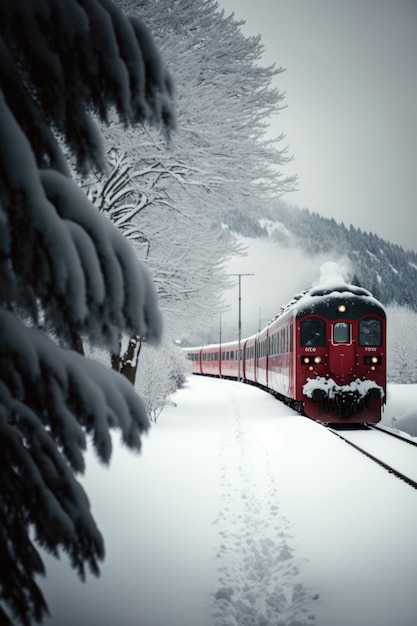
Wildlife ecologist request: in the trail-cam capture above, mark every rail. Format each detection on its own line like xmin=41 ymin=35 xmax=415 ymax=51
xmin=327 ymin=426 xmax=417 ymax=490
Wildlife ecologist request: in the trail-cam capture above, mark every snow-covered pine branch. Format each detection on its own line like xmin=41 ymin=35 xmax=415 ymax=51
xmin=0 ymin=1 xmax=175 ymax=624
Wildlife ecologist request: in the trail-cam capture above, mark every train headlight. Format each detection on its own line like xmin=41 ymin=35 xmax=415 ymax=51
xmin=314 ymin=356 xmax=322 ymax=364
xmin=303 ymin=357 xmax=310 ymax=364
xmin=363 ymin=356 xmax=382 ymax=366
xmin=337 ymin=304 xmax=347 ymax=314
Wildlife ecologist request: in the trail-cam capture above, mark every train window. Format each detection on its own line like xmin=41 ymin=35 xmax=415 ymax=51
xmin=359 ymin=318 xmax=382 ymax=346
xmin=300 ymin=318 xmax=326 ymax=346
xmin=333 ymin=322 xmax=350 ymax=343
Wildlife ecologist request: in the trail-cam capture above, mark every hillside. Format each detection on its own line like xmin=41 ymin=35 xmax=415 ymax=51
xmin=221 ymin=201 xmax=417 ymax=311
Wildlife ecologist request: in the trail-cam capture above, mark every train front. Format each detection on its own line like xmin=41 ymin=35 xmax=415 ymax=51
xmin=295 ymin=285 xmax=386 ymax=424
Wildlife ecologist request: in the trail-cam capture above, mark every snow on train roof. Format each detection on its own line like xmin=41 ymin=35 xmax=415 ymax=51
xmin=274 ymin=273 xmax=384 ymax=322
xmin=186 ymin=265 xmax=384 ymax=349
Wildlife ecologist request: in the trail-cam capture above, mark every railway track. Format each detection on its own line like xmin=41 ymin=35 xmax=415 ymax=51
xmin=369 ymin=423 xmax=417 ymax=447
xmin=326 ymin=424 xmax=417 ymax=490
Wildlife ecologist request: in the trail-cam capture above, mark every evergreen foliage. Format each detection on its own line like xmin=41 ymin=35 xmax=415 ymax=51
xmin=0 ymin=1 xmax=175 ymax=623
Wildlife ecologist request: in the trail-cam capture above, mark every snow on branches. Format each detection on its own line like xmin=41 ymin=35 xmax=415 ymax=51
xmin=0 ymin=0 xmax=175 ymax=173
xmin=0 ymin=1 xmax=175 ymax=624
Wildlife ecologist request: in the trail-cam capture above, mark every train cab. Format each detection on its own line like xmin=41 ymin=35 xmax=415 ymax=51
xmin=296 ymin=286 xmax=386 ymax=423
xmin=184 ymin=281 xmax=386 ymax=426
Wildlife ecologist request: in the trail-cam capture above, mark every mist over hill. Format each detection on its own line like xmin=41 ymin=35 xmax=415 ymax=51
xmin=221 ymin=201 xmax=417 ymax=313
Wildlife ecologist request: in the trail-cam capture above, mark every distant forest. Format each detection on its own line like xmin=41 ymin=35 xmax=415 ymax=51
xmin=221 ymin=202 xmax=417 ymax=311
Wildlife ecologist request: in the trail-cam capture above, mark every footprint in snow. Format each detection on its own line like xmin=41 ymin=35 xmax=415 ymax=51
xmin=213 ymin=417 xmax=319 ymax=626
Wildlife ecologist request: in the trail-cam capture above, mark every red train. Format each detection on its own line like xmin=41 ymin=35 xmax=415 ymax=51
xmin=184 ymin=282 xmax=386 ymax=425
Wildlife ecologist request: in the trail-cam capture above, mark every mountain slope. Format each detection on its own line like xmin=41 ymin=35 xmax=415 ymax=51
xmin=221 ymin=202 xmax=417 ymax=311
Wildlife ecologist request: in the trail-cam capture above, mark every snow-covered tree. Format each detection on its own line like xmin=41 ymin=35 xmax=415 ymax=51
xmin=137 ymin=341 xmax=189 ymax=422
xmin=386 ymin=304 xmax=417 ymax=383
xmin=111 ymin=0 xmax=295 ymax=214
xmin=81 ymin=0 xmax=294 ymax=389
xmin=83 ymin=146 xmax=240 ymax=382
xmin=0 ymin=1 xmax=175 ymax=624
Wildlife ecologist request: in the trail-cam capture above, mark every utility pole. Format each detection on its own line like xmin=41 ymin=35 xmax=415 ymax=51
xmin=219 ymin=311 xmax=222 ymax=378
xmin=228 ymin=273 xmax=254 ymax=381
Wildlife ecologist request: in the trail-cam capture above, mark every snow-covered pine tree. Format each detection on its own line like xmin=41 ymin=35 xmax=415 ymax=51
xmin=0 ymin=1 xmax=175 ymax=624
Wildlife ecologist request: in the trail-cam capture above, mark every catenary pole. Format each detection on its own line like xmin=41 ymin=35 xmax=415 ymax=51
xmin=228 ymin=273 xmax=254 ymax=381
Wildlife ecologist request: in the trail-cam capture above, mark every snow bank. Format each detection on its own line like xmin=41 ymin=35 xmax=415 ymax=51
xmin=382 ymin=384 xmax=417 ymax=436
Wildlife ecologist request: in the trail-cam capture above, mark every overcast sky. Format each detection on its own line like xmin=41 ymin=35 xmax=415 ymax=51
xmin=218 ymin=0 xmax=417 ymax=252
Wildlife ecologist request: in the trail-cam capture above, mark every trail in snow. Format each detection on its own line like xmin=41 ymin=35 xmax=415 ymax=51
xmin=212 ymin=386 xmax=319 ymax=626
xmin=38 ymin=376 xmax=417 ymax=626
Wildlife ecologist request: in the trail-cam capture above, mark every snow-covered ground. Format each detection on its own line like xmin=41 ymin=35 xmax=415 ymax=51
xmin=40 ymin=377 xmax=417 ymax=626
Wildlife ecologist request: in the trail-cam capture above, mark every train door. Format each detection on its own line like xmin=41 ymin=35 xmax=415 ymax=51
xmin=256 ymin=328 xmax=268 ymax=388
xmin=329 ymin=321 xmax=355 ymax=381
xmin=288 ymin=321 xmax=295 ymax=398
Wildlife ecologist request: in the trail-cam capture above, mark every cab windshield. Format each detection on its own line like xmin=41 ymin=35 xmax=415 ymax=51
xmin=333 ymin=322 xmax=350 ymax=343
xmin=359 ymin=318 xmax=382 ymax=346
xmin=300 ymin=318 xmax=325 ymax=347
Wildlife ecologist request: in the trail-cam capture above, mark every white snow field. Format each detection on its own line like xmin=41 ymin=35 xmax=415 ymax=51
xmin=40 ymin=376 xmax=417 ymax=626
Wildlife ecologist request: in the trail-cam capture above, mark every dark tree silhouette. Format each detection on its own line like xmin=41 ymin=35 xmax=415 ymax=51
xmin=0 ymin=1 xmax=175 ymax=623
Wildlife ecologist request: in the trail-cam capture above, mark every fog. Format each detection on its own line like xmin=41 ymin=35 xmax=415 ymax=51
xmin=220 ymin=236 xmax=351 ymax=341
xmin=219 ymin=0 xmax=417 ymax=253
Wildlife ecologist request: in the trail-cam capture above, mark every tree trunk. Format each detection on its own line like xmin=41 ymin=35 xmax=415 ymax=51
xmin=111 ymin=335 xmax=142 ymax=385
xmin=119 ymin=336 xmax=142 ymax=384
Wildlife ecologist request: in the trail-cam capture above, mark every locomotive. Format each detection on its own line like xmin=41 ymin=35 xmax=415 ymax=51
xmin=184 ymin=281 xmax=386 ymax=425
